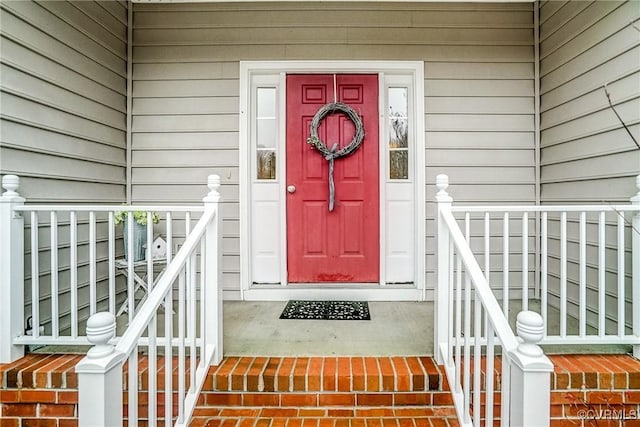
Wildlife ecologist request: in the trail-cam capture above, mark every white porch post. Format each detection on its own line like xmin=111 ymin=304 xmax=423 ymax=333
xmin=203 ymin=174 xmax=223 ymax=365
xmin=508 ymin=311 xmax=553 ymax=427
xmin=0 ymin=175 xmax=26 ymax=363
xmin=435 ymin=174 xmax=452 ymax=365
xmin=631 ymin=175 xmax=640 ymax=358
xmin=75 ymin=312 xmax=126 ymax=427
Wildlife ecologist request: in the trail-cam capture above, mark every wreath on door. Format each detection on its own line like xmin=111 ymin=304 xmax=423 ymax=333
xmin=306 ymin=101 xmax=365 ymax=211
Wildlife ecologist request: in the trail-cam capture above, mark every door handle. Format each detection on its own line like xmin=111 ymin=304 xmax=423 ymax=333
xmin=287 ymin=185 xmax=296 ymax=194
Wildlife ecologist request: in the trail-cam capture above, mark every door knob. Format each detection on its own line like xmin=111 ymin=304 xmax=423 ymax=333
xmin=287 ymin=185 xmax=296 ymax=193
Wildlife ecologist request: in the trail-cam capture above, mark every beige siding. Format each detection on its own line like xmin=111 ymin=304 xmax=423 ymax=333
xmin=0 ymin=1 xmax=128 ymax=332
xmin=540 ymin=0 xmax=640 ymax=202
xmin=539 ymin=0 xmax=640 ymax=332
xmin=131 ymin=1 xmax=536 ymax=295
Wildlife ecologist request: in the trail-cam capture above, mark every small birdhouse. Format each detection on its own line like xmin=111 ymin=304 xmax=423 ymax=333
xmin=151 ymin=236 xmax=167 ymax=260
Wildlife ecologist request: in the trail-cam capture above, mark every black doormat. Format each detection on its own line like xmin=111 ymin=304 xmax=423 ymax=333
xmin=279 ymin=300 xmax=371 ymax=320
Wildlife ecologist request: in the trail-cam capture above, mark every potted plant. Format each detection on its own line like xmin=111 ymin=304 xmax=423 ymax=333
xmin=114 ymin=210 xmax=160 ymax=261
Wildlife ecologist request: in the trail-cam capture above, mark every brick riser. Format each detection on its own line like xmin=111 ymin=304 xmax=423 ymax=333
xmin=191 ymin=356 xmax=458 ymax=426
xmin=1 ymin=354 xmax=640 ymax=426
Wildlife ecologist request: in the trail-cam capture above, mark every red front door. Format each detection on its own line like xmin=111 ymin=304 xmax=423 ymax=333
xmin=286 ymin=74 xmax=379 ymax=283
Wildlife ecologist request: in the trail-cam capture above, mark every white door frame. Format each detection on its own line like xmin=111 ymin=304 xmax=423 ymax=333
xmin=239 ymin=60 xmax=425 ymax=301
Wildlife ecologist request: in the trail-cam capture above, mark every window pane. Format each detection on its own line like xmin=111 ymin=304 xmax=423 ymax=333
xmin=257 ymin=150 xmax=276 ymax=179
xmin=257 ymin=87 xmax=276 ymax=117
xmin=389 ymin=87 xmax=408 ymax=149
xmin=389 ymin=150 xmax=409 ymax=180
xmin=257 ymin=118 xmax=276 ymax=148
xmin=389 ymin=118 xmax=408 ymax=148
xmin=389 ymin=87 xmax=407 ymax=117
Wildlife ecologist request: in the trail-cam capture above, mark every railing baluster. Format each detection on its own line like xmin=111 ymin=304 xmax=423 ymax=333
xmin=473 ymin=297 xmax=481 ymax=427
xmin=148 ymin=325 xmax=157 ymax=427
xmin=164 ymin=270 xmax=174 ymax=427
xmin=448 ymin=239 xmax=454 ymax=366
xmin=200 ymin=238 xmax=206 ymax=361
xmin=70 ymin=211 xmax=78 ymax=338
xmin=579 ymin=212 xmax=586 ymax=337
xmin=127 ymin=215 xmax=135 ymax=322
xmin=30 ymin=212 xmax=39 ymax=339
xmin=178 ymin=267 xmax=186 ymax=424
xmin=108 ymin=212 xmax=115 ymax=315
xmin=128 ymin=351 xmax=138 ymax=425
xmin=522 ymin=212 xmax=528 ymax=311
xmin=485 ymin=320 xmax=495 ymax=427
xmin=463 ymin=215 xmax=471 ymax=422
xmin=147 ymin=212 xmax=154 ymax=294
xmin=50 ymin=211 xmax=59 ymax=338
xmin=618 ymin=213 xmax=625 ymax=337
xmin=598 ymin=211 xmax=606 ymax=336
xmin=560 ymin=211 xmax=567 ymax=338
xmin=89 ymin=211 xmax=96 ymax=315
xmin=190 ymin=251 xmax=197 ymax=393
xmin=455 ymin=251 xmax=462 ymax=394
xmin=185 ymin=212 xmax=197 ymax=393
xmin=541 ymin=212 xmax=548 ymax=330
xmin=503 ymin=212 xmax=509 ymax=316
xmin=500 ymin=348 xmax=511 ymax=427
xmin=166 ymin=212 xmax=173 ymax=264
xmin=484 ymin=212 xmax=490 ymax=283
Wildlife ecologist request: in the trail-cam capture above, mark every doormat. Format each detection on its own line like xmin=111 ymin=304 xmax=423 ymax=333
xmin=279 ymin=300 xmax=370 ymax=320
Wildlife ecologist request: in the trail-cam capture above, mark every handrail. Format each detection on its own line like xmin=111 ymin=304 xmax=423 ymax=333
xmin=74 ymin=174 xmax=223 ymax=427
xmin=115 ymin=208 xmax=214 ymax=356
xmin=440 ymin=207 xmax=520 ymax=352
xmin=435 ymin=174 xmax=554 ymax=427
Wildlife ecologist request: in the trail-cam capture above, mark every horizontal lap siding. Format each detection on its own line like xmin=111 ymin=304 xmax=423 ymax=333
xmin=539 ymin=0 xmax=640 ymax=202
xmin=0 ymin=1 xmax=128 ymax=332
xmin=0 ymin=0 xmax=128 ymax=202
xmin=539 ymin=1 xmax=639 ymax=332
xmin=131 ymin=1 xmax=535 ymax=295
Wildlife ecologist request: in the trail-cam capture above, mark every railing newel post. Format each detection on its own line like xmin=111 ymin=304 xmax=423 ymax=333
xmin=75 ymin=312 xmax=125 ymax=427
xmin=508 ymin=310 xmax=553 ymax=427
xmin=0 ymin=175 xmax=26 ymax=363
xmin=203 ymin=174 xmax=223 ymax=364
xmin=631 ymin=174 xmax=640 ymax=358
xmin=435 ymin=174 xmax=453 ymax=365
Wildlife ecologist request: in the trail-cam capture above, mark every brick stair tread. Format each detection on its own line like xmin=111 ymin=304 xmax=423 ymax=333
xmin=205 ymin=357 xmax=445 ymax=393
xmin=189 ymin=416 xmax=461 ymax=427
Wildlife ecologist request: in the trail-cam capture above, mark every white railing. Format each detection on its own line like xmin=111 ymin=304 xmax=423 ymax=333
xmin=75 ymin=175 xmax=222 ymax=427
xmin=448 ymin=175 xmax=640 ymax=357
xmin=435 ymin=174 xmax=554 ymax=427
xmin=0 ymin=177 xmax=206 ymax=352
xmin=0 ymin=173 xmax=222 ymax=425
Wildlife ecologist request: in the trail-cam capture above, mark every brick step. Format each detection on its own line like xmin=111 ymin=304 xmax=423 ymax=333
xmin=191 ymin=357 xmax=458 ymax=427
xmin=203 ymin=357 xmax=445 ymax=393
xmin=189 ymin=412 xmax=461 ymax=427
xmin=3 ymin=354 xmax=640 ymax=427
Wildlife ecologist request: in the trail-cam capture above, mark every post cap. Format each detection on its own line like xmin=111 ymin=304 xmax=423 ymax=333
xmin=516 ymin=310 xmax=545 ymax=357
xmin=204 ymin=174 xmax=221 ymax=203
xmin=2 ymin=175 xmax=20 ymax=196
xmin=85 ymin=312 xmax=116 ymax=358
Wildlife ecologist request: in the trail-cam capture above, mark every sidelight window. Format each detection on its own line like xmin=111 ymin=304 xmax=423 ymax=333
xmin=388 ymin=87 xmax=409 ymax=180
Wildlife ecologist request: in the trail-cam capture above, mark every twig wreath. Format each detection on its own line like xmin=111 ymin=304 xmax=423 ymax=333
xmin=306 ymin=101 xmax=365 ymax=211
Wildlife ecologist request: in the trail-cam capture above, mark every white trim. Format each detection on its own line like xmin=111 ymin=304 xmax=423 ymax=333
xmin=243 ymin=286 xmax=428 ymax=302
xmin=378 ymin=73 xmax=387 ymax=287
xmin=239 ymin=60 xmax=426 ymax=301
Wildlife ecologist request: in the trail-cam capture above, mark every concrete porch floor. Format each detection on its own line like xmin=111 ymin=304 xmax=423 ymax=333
xmin=221 ymin=300 xmax=633 ymax=357
xmin=31 ymin=299 xmax=632 ymax=356
xmin=223 ymin=301 xmax=434 ymax=356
